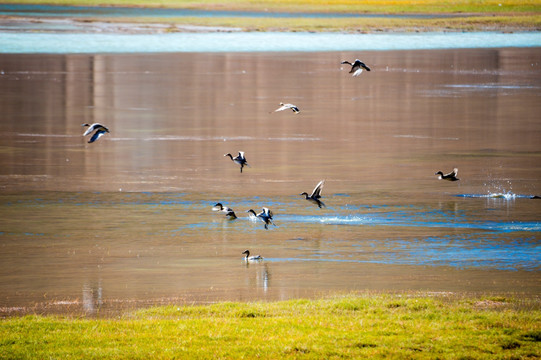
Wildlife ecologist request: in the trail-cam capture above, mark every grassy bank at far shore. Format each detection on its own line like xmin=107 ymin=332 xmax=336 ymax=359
xmin=1 ymin=0 xmax=540 ymax=14
xmin=99 ymin=14 xmax=540 ymax=32
xmin=1 ymin=0 xmax=540 ymax=32
xmin=1 ymin=293 xmax=540 ymax=359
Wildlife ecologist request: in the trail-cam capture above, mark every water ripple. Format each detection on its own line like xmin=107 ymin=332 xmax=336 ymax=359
xmin=282 ymin=214 xmax=541 ymax=232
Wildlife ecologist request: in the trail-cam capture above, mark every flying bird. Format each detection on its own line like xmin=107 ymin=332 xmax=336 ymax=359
xmin=246 ymin=207 xmax=276 ymax=230
xmin=224 ymin=151 xmax=249 ymax=173
xmin=273 ymin=102 xmax=300 ymax=114
xmin=242 ymin=249 xmax=263 ymax=261
xmin=82 ymin=123 xmax=109 ymax=143
xmin=341 ymin=59 xmax=371 ymax=77
xmin=435 ymin=168 xmax=459 ymax=181
xmin=212 ymin=203 xmax=237 ymax=219
xmin=300 ymin=180 xmax=326 ymax=208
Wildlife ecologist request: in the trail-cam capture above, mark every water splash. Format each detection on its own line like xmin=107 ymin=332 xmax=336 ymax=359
xmin=457 ymin=178 xmax=532 ymax=200
xmin=283 ymin=213 xmax=541 ymax=232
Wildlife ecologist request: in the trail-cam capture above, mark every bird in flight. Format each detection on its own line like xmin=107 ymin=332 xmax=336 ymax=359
xmin=246 ymin=207 xmax=276 ymax=230
xmin=300 ymin=180 xmax=326 ymax=208
xmin=82 ymin=123 xmax=109 ymax=143
xmin=224 ymin=151 xmax=250 ymax=173
xmin=273 ymin=102 xmax=300 ymax=114
xmin=341 ymin=59 xmax=371 ymax=77
xmin=212 ymin=203 xmax=237 ymax=219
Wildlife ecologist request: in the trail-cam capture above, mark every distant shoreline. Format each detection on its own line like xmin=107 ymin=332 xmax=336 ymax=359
xmin=1 ymin=15 xmax=540 ymax=35
xmin=0 ymin=3 xmax=539 ymax=33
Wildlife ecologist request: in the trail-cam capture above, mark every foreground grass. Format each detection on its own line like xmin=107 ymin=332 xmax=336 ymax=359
xmin=1 ymin=294 xmax=540 ymax=359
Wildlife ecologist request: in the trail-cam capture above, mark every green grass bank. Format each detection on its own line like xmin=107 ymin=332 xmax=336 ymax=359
xmin=1 ymin=0 xmax=540 ymax=31
xmin=2 ymin=0 xmax=540 ymax=13
xmin=1 ymin=294 xmax=540 ymax=359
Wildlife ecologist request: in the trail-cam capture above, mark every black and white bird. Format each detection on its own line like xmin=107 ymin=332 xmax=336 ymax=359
xmin=273 ymin=102 xmax=300 ymax=114
xmin=242 ymin=249 xmax=263 ymax=261
xmin=82 ymin=123 xmax=109 ymax=143
xmin=300 ymin=180 xmax=326 ymax=208
xmin=435 ymin=168 xmax=459 ymax=181
xmin=212 ymin=203 xmax=237 ymax=219
xmin=341 ymin=59 xmax=371 ymax=77
xmin=224 ymin=151 xmax=249 ymax=173
xmin=246 ymin=207 xmax=276 ymax=230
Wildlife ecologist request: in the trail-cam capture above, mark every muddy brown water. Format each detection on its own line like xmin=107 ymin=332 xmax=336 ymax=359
xmin=0 ymin=48 xmax=540 ymax=316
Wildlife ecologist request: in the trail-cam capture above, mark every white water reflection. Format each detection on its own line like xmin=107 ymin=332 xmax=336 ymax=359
xmin=1 ymin=31 xmax=541 ymax=54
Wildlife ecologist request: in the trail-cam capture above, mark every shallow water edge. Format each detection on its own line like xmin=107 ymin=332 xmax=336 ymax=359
xmin=1 ymin=31 xmax=541 ymax=53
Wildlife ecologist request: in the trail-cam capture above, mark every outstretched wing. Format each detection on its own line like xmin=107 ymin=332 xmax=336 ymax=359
xmin=262 ymin=207 xmax=273 ymax=219
xmin=274 ymin=104 xmax=289 ymax=112
xmin=88 ymin=129 xmax=107 ymax=143
xmin=359 ymin=61 xmax=371 ymax=71
xmin=83 ymin=123 xmax=108 ymax=137
xmin=83 ymin=124 xmax=98 ymax=136
xmin=311 ymin=180 xmax=325 ymax=198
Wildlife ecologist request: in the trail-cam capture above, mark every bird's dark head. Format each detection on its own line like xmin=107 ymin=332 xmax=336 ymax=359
xmin=224 ymin=153 xmax=233 ymax=159
xmin=81 ymin=123 xmax=90 ymax=127
xmin=435 ymin=171 xmax=444 ymax=176
xmin=242 ymin=250 xmax=249 ymax=255
xmin=213 ymin=202 xmax=223 ymax=209
xmin=300 ymin=192 xmax=308 ymax=197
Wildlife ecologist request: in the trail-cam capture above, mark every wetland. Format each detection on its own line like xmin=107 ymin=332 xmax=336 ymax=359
xmin=0 ymin=48 xmax=540 ymax=316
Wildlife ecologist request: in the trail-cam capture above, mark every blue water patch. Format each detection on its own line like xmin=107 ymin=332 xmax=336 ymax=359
xmin=457 ymin=193 xmax=534 ymax=199
xmin=267 ymin=233 xmax=540 ymax=271
xmin=282 ymin=213 xmax=541 ymax=232
xmin=1 ymin=32 xmax=540 ymax=54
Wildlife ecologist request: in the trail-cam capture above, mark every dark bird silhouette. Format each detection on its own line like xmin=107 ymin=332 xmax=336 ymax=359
xmin=246 ymin=207 xmax=276 ymax=230
xmin=82 ymin=123 xmax=109 ymax=143
xmin=212 ymin=203 xmax=237 ymax=219
xmin=341 ymin=59 xmax=371 ymax=77
xmin=435 ymin=168 xmax=459 ymax=181
xmin=300 ymin=180 xmax=326 ymax=208
xmin=224 ymin=151 xmax=249 ymax=173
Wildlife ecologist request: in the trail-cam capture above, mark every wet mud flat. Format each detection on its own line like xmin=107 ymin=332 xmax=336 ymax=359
xmin=0 ymin=48 xmax=540 ymax=316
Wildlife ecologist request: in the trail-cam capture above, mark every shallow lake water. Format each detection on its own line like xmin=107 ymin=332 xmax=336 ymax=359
xmin=0 ymin=48 xmax=540 ymax=316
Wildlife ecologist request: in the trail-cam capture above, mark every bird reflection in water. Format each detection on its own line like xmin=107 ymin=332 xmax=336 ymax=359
xmin=82 ymin=281 xmax=103 ymax=314
xmin=243 ymin=260 xmax=270 ymax=293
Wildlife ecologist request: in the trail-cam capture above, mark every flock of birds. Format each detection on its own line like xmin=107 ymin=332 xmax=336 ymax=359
xmin=80 ymin=58 xmax=463 ymax=262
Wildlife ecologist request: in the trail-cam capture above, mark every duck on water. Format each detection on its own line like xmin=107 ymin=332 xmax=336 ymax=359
xmin=242 ymin=249 xmax=263 ymax=261
xmin=435 ymin=168 xmax=459 ymax=181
